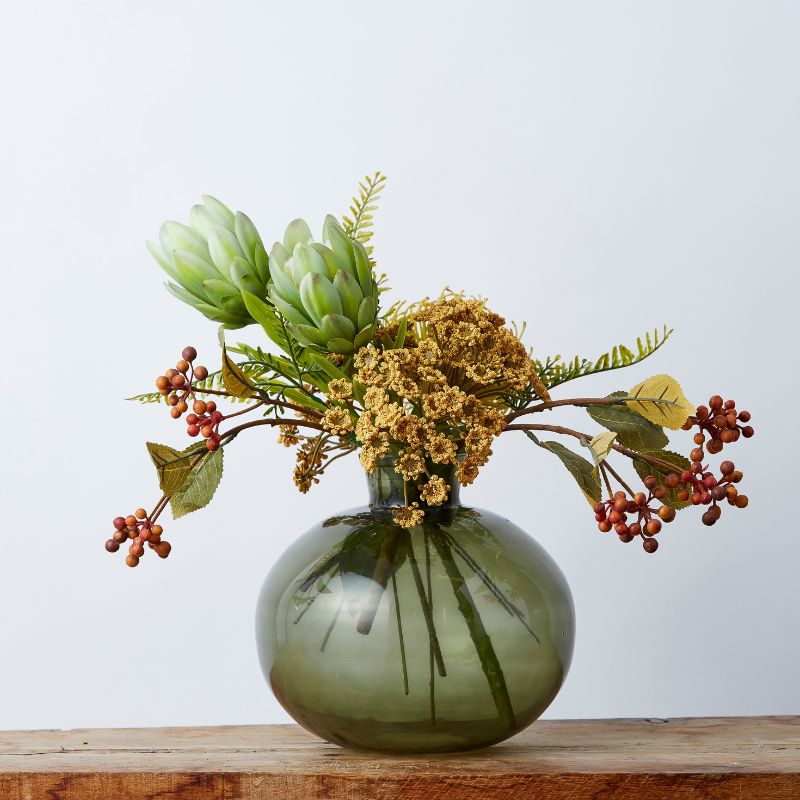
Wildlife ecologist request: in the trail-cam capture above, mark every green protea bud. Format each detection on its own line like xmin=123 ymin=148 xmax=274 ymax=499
xmin=268 ymin=215 xmax=378 ymax=354
xmin=147 ymin=196 xmax=270 ymax=329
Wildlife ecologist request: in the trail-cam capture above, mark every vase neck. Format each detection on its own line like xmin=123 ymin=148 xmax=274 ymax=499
xmin=366 ymin=459 xmax=462 ymax=510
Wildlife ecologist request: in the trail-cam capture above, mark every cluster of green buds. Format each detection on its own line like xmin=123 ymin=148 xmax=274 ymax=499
xmin=147 ymin=196 xmax=270 ymax=328
xmin=147 ymin=198 xmax=380 ymax=354
xmin=268 ymin=216 xmax=379 ymax=354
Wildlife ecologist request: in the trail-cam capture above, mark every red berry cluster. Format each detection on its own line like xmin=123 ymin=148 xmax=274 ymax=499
xmin=155 ymin=346 xmax=209 ymax=420
xmin=594 ymin=489 xmax=676 ymax=553
xmin=106 ymin=510 xmax=171 ymax=568
xmin=675 ymin=459 xmax=748 ymax=526
xmin=682 ymin=395 xmax=753 ymax=454
xmin=185 ymin=399 xmax=223 ymax=451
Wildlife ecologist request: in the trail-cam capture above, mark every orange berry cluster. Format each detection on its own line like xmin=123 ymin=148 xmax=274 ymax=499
xmin=185 ymin=399 xmax=223 ymax=451
xmin=154 ymin=346 xmax=209 ymax=420
xmin=682 ymin=395 xmax=753 ymax=455
xmin=594 ymin=489 xmax=676 ymax=553
xmin=106 ymin=510 xmax=171 ymax=568
xmin=675 ymin=459 xmax=748 ymax=526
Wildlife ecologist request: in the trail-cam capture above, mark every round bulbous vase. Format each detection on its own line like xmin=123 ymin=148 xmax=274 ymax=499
xmin=255 ymin=461 xmax=575 ymax=754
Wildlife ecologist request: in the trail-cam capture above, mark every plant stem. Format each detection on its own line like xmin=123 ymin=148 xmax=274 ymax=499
xmin=424 ymin=530 xmax=435 ymax=724
xmin=356 ymin=529 xmax=403 ymax=635
xmin=391 ymin=573 xmax=409 ymax=696
xmin=505 ymin=394 xmax=686 ymax=424
xmin=505 ymin=396 xmax=625 ymax=422
xmin=222 ymin=417 xmax=325 ymax=440
xmin=504 ymin=423 xmax=682 ymax=473
xmin=406 ymin=535 xmax=447 ymax=677
xmin=299 ymin=554 xmax=340 ymax=592
xmin=294 ymin=567 xmax=339 ymax=625
xmin=192 ymin=385 xmax=323 ymax=418
xmin=429 ymin=526 xmax=516 ymax=731
xmin=603 ymin=460 xmax=636 ymax=496
xmin=320 ymin=595 xmax=344 ymax=652
xmin=442 ymin=531 xmax=540 ymax=643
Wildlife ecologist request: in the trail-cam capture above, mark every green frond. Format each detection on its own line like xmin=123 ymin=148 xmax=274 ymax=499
xmin=341 ymin=171 xmax=387 ymax=257
xmin=534 ymin=325 xmax=673 ymax=391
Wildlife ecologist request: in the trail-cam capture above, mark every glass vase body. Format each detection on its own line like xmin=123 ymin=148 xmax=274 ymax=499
xmin=255 ymin=461 xmax=575 ymax=754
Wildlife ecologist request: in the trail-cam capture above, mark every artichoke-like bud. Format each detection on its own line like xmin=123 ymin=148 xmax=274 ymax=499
xmin=268 ymin=215 xmax=378 ymax=354
xmin=147 ymin=196 xmax=270 ymax=328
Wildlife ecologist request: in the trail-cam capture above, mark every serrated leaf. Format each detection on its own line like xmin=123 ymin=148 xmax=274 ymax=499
xmin=627 ymin=374 xmax=694 ymax=430
xmin=169 ymin=447 xmax=224 ymax=519
xmin=632 ymin=449 xmax=692 ymax=509
xmin=587 ymin=395 xmax=669 ymax=451
xmin=222 ymin=347 xmax=256 ymax=398
xmin=526 ymin=433 xmax=601 ymax=505
xmin=146 ymin=442 xmax=206 ymax=495
xmin=587 ymin=430 xmax=617 ymax=465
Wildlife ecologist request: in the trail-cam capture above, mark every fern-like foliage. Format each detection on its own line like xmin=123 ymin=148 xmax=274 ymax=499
xmin=342 ymin=171 xmax=387 ymax=257
xmin=534 ymin=326 xmax=673 ymax=391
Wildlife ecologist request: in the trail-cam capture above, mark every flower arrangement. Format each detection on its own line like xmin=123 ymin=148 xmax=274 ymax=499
xmin=106 ymin=173 xmax=753 ymax=565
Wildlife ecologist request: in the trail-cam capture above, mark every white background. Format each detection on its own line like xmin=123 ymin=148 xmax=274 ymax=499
xmin=1 ymin=1 xmax=798 ymax=731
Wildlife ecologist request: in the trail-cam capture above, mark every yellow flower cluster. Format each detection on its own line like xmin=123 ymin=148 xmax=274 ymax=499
xmin=277 ymin=297 xmax=548 ymax=525
xmin=352 ymin=298 xmax=538 ymax=520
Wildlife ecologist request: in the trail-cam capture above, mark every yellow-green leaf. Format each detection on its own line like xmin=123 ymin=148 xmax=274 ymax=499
xmin=587 ymin=430 xmax=617 ymax=465
xmin=626 ymin=374 xmax=694 ymax=430
xmin=146 ymin=442 xmax=206 ymax=496
xmin=222 ymin=347 xmax=256 ymax=399
xmin=170 ymin=447 xmax=224 ymax=519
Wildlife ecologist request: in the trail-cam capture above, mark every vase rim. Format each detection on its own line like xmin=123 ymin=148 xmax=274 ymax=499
xmin=366 ymin=457 xmax=463 ymax=510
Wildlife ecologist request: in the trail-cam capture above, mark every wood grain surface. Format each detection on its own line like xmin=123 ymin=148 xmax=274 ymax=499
xmin=0 ymin=716 xmax=798 ymax=799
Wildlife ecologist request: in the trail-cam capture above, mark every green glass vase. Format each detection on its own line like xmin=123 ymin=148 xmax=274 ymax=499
xmin=255 ymin=460 xmax=575 ymax=753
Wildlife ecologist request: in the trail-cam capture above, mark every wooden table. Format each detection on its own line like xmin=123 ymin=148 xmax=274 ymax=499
xmin=1 ymin=716 xmax=798 ymax=799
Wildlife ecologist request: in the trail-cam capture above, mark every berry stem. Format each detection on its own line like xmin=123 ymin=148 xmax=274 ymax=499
xmin=222 ymin=400 xmax=266 ymax=420
xmin=192 ymin=386 xmax=323 ymax=419
xmin=504 ymin=422 xmax=682 ymax=473
xmin=505 ymin=395 xmax=685 ymax=423
xmin=602 ymin=460 xmax=636 ymax=497
xmin=599 ymin=463 xmax=614 ymax=497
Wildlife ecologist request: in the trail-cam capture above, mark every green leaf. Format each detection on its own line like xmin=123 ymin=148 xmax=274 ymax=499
xmin=307 ymin=350 xmax=348 ymax=383
xmin=632 ymin=449 xmax=692 ymax=509
xmin=587 ymin=430 xmax=617 ymax=465
xmin=222 ymin=347 xmax=256 ymax=399
xmin=627 ymin=374 xmax=694 ymax=430
xmin=242 ymin=290 xmax=295 ymax=355
xmin=393 ymin=318 xmax=408 ymax=349
xmin=169 ymin=447 xmax=224 ymax=519
xmin=526 ymin=433 xmax=601 ymax=505
xmin=146 ymin=442 xmax=205 ymax=496
xmin=587 ymin=395 xmax=669 ymax=451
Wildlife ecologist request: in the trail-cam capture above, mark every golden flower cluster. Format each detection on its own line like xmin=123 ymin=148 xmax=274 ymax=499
xmin=351 ymin=297 xmax=542 ymax=525
xmin=276 ymin=297 xmax=548 ymax=525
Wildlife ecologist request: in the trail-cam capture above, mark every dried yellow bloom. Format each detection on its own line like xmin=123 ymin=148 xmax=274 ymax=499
xmin=427 ymin=433 xmax=458 ymax=464
xmin=322 ymin=408 xmax=354 ymax=436
xmin=374 ymin=401 xmax=404 ymax=429
xmin=391 ymin=415 xmax=431 ymax=447
xmin=456 ymin=460 xmax=480 ymax=486
xmin=363 ymin=387 xmax=389 ymax=410
xmin=393 ymin=502 xmax=424 ymax=528
xmin=277 ymin=424 xmax=301 ymax=448
xmin=327 ymin=379 xmax=353 ymax=401
xmin=419 ymin=475 xmax=450 ymax=506
xmin=395 ymin=449 xmax=426 ymax=480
